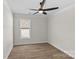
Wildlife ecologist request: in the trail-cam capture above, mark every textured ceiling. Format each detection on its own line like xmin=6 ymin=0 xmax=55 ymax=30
xmin=7 ymin=0 xmax=74 ymax=14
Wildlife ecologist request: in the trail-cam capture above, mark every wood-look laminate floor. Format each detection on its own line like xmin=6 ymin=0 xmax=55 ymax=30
xmin=8 ymin=43 xmax=74 ymax=59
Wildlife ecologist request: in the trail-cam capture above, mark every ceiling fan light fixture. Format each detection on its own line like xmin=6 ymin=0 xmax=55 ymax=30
xmin=30 ymin=0 xmax=59 ymax=15
xmin=39 ymin=11 xmax=43 ymax=13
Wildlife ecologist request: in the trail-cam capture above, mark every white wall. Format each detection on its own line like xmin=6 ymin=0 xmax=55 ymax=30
xmin=48 ymin=4 xmax=75 ymax=57
xmin=13 ymin=14 xmax=48 ymax=45
xmin=3 ymin=1 xmax=13 ymax=59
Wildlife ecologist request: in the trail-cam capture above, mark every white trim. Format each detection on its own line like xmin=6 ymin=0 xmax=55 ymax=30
xmin=14 ymin=41 xmax=48 ymax=45
xmin=48 ymin=42 xmax=75 ymax=58
xmin=4 ymin=46 xmax=13 ymax=59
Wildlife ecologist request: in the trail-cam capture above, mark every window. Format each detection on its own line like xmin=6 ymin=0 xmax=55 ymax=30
xmin=20 ymin=18 xmax=31 ymax=39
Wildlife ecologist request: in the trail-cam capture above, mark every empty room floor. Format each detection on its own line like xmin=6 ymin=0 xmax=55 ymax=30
xmin=8 ymin=43 xmax=73 ymax=59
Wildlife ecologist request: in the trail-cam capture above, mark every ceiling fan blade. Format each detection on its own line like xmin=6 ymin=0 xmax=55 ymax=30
xmin=33 ymin=12 xmax=38 ymax=15
xmin=43 ymin=7 xmax=59 ymax=11
xmin=43 ymin=11 xmax=47 ymax=15
xmin=40 ymin=0 xmax=46 ymax=9
xmin=30 ymin=9 xmax=38 ymax=11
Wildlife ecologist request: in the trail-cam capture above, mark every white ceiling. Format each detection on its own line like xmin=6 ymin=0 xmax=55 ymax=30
xmin=7 ymin=0 xmax=74 ymax=14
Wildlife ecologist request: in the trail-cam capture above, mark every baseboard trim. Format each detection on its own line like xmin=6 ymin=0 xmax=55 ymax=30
xmin=4 ymin=45 xmax=13 ymax=59
xmin=14 ymin=41 xmax=48 ymax=46
xmin=48 ymin=42 xmax=74 ymax=58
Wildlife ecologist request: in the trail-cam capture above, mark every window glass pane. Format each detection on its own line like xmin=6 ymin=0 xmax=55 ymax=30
xmin=20 ymin=18 xmax=31 ymax=28
xmin=21 ymin=29 xmax=30 ymax=39
xmin=20 ymin=18 xmax=31 ymax=39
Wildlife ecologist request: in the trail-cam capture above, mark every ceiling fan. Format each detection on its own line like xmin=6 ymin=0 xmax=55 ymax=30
xmin=30 ymin=0 xmax=59 ymax=15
